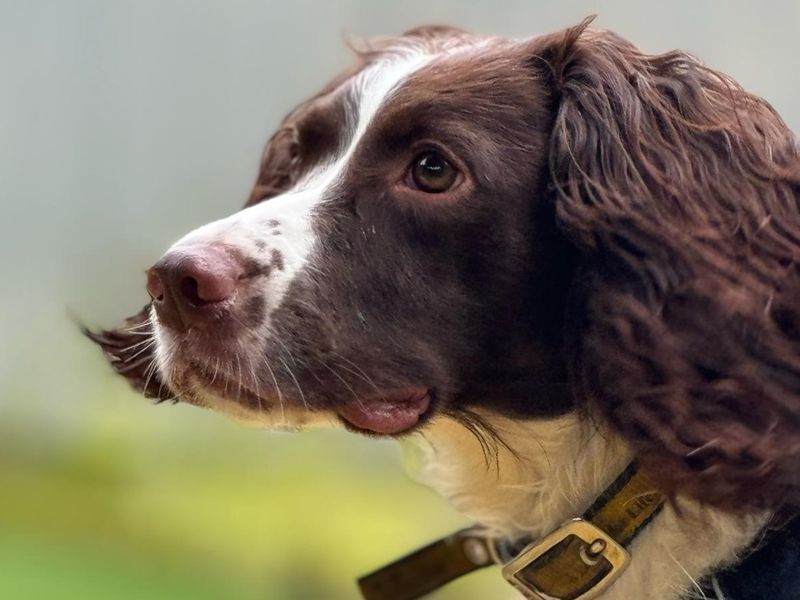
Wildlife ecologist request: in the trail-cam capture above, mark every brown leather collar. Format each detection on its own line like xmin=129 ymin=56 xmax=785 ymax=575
xmin=358 ymin=464 xmax=664 ymax=600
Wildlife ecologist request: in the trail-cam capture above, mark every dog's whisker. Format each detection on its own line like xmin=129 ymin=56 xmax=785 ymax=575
xmin=120 ymin=335 xmax=156 ymax=353
xmin=262 ymin=355 xmax=286 ymax=425
xmin=270 ymin=335 xmax=302 ymax=368
xmin=667 ymin=549 xmax=708 ymax=599
xmin=329 ymin=351 xmax=382 ymax=397
xmin=209 ymin=357 xmax=221 ymax=388
xmin=160 ymin=376 xmax=195 ymax=405
xmin=155 ymin=363 xmax=175 ymax=401
xmin=277 ymin=354 xmax=309 ymax=411
xmin=122 ymin=339 xmax=157 ymax=362
xmin=313 ymin=357 xmax=365 ymax=410
xmin=234 ymin=351 xmax=243 ymax=401
xmin=142 ymin=356 xmax=159 ymax=394
xmin=121 ymin=321 xmax=154 ymax=332
xmin=245 ymin=352 xmax=265 ymax=415
xmin=114 ymin=355 xmax=155 ymax=374
xmin=222 ymin=357 xmax=230 ymax=397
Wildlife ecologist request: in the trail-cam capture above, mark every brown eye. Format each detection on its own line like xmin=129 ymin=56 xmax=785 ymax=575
xmin=410 ymin=151 xmax=458 ymax=193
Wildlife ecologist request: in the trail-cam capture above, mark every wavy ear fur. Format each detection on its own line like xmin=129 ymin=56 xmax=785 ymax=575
xmin=543 ymin=19 xmax=800 ymax=509
xmin=84 ymin=304 xmax=173 ymax=402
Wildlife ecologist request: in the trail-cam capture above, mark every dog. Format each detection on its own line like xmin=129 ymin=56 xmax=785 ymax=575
xmin=88 ymin=18 xmax=800 ymax=600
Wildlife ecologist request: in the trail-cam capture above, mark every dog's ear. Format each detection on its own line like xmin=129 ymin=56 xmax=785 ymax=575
xmin=538 ymin=18 xmax=800 ymax=509
xmin=84 ymin=304 xmax=174 ymax=402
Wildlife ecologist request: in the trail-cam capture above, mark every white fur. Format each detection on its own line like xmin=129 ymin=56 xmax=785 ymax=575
xmin=407 ymin=412 xmax=768 ymax=600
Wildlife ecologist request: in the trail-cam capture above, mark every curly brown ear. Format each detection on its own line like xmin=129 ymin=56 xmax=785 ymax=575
xmin=543 ymin=20 xmax=800 ymax=509
xmin=83 ymin=304 xmax=173 ymax=402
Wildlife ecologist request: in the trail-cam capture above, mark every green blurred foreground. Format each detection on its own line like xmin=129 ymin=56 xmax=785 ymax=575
xmin=0 ymin=376 xmax=506 ymax=600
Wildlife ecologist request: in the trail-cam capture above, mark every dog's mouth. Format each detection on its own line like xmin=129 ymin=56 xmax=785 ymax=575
xmin=185 ymin=358 xmax=433 ymax=435
xmin=337 ymin=388 xmax=432 ymax=435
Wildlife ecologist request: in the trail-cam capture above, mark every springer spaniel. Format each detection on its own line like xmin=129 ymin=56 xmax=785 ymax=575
xmin=88 ymin=18 xmax=800 ymax=600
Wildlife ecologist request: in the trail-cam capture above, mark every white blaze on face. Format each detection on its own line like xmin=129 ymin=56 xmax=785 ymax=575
xmin=154 ymin=48 xmax=436 ymax=335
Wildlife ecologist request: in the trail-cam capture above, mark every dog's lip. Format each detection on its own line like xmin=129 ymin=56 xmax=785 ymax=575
xmin=337 ymin=387 xmax=432 ymax=435
xmin=186 ymin=361 xmax=265 ymax=407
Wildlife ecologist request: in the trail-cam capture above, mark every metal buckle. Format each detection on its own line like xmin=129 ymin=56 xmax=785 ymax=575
xmin=500 ymin=518 xmax=631 ymax=600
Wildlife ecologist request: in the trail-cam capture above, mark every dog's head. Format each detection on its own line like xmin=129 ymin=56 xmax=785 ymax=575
xmin=88 ymin=20 xmax=800 ymax=509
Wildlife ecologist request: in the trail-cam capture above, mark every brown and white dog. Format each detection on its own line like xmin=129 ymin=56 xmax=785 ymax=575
xmin=88 ymin=18 xmax=800 ymax=599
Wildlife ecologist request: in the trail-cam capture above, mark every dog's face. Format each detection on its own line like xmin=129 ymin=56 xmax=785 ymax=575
xmin=89 ymin=21 xmax=800 ymax=509
xmin=100 ymin=30 xmax=574 ymax=435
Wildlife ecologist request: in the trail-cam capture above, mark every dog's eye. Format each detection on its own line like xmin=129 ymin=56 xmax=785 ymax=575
xmin=409 ymin=151 xmax=458 ymax=193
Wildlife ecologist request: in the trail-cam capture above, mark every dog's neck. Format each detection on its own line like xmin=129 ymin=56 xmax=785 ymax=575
xmin=409 ymin=412 xmax=632 ymax=538
xmin=406 ymin=411 xmax=769 ymax=600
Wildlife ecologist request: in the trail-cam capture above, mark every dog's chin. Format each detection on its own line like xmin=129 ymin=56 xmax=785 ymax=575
xmin=163 ymin=346 xmax=434 ymax=437
xmin=173 ymin=369 xmax=334 ymax=431
xmin=163 ymin=354 xmax=434 ymax=436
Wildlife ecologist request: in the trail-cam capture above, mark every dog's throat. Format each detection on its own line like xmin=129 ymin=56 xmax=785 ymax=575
xmin=404 ymin=412 xmax=634 ymax=538
xmin=358 ymin=464 xmax=665 ymax=600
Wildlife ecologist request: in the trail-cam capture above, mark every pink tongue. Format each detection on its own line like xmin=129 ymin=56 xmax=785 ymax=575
xmin=338 ymin=393 xmax=430 ymax=435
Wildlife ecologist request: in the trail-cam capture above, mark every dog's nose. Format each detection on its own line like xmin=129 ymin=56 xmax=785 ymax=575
xmin=146 ymin=245 xmax=243 ymax=331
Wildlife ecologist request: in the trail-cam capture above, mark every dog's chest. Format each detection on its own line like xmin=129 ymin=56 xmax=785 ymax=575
xmin=406 ymin=413 xmax=633 ymax=538
xmin=404 ymin=413 xmax=768 ymax=600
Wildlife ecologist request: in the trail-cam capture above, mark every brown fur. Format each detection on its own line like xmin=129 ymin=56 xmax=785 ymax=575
xmin=542 ymin=19 xmax=800 ymax=509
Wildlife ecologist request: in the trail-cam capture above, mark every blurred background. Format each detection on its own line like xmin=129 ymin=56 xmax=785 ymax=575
xmin=1 ymin=1 xmax=798 ymax=598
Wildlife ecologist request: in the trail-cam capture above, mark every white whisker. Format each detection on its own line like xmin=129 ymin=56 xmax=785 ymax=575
xmin=313 ymin=357 xmax=365 ymax=409
xmin=209 ymin=357 xmax=221 ymax=387
xmin=235 ymin=352 xmax=243 ymax=400
xmin=122 ymin=321 xmax=153 ymax=332
xmin=277 ymin=354 xmax=308 ymax=411
xmin=329 ymin=351 xmax=382 ymax=397
xmin=142 ymin=357 xmax=159 ymax=393
xmin=667 ymin=548 xmax=708 ymax=599
xmin=245 ymin=352 xmax=265 ymax=415
xmin=262 ymin=355 xmax=286 ymax=425
xmin=119 ymin=330 xmax=155 ymax=337
xmin=123 ymin=339 xmax=157 ymax=362
xmin=121 ymin=336 xmax=156 ymax=353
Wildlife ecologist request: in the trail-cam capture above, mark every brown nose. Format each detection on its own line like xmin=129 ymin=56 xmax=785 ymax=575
xmin=146 ymin=245 xmax=243 ymax=331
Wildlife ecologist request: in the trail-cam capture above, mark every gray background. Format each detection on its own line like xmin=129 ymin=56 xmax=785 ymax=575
xmin=1 ymin=2 xmax=798 ymax=598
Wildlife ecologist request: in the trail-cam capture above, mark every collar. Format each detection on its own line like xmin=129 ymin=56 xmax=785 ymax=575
xmin=358 ymin=463 xmax=664 ymax=600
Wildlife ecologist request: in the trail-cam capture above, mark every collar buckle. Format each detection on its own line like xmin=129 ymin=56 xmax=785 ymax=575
xmin=500 ymin=518 xmax=631 ymax=600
